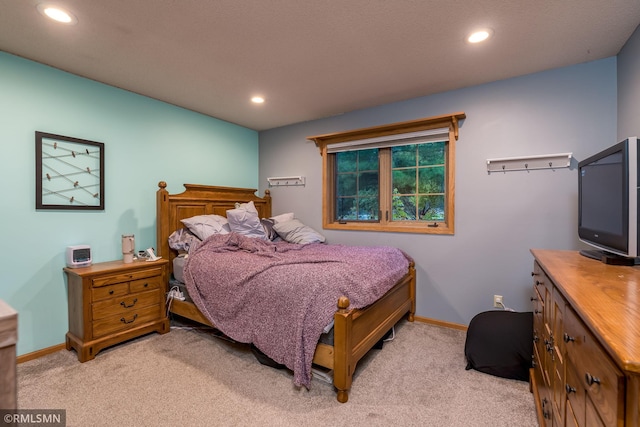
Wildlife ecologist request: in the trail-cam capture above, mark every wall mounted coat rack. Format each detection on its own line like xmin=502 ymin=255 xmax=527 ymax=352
xmin=486 ymin=153 xmax=572 ymax=174
xmin=267 ymin=176 xmax=306 ymax=187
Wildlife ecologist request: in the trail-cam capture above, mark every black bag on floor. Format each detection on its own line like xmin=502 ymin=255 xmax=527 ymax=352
xmin=464 ymin=310 xmax=533 ymax=381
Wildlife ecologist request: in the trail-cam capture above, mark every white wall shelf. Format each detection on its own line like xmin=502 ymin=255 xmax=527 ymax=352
xmin=486 ymin=153 xmax=572 ymax=174
xmin=267 ymin=176 xmax=306 ymax=187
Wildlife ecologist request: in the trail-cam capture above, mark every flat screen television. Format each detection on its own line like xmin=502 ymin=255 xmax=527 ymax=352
xmin=578 ymin=136 xmax=639 ymax=264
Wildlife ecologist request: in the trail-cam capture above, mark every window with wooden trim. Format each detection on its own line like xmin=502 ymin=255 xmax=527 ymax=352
xmin=307 ymin=112 xmax=465 ymax=234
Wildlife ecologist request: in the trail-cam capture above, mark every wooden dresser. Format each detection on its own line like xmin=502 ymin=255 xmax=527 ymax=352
xmin=64 ymin=259 xmax=170 ymax=362
xmin=531 ymin=249 xmax=640 ymax=426
xmin=0 ymin=299 xmax=17 ymax=409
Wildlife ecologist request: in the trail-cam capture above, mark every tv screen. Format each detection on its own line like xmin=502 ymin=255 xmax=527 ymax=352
xmin=578 ymin=137 xmax=638 ymax=261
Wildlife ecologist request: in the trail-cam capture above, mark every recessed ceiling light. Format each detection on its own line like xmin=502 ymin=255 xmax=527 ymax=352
xmin=467 ymin=29 xmax=493 ymax=44
xmin=37 ymin=4 xmax=78 ymax=25
xmin=251 ymin=96 xmax=265 ymax=104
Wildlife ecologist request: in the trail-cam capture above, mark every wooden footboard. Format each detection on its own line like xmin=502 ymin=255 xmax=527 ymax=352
xmin=331 ymin=261 xmax=416 ymax=403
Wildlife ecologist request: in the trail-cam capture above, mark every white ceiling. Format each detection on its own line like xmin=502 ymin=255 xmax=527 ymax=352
xmin=2 ymin=1 xmax=639 ymax=131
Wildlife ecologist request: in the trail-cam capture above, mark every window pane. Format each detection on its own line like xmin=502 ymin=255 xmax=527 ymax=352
xmin=358 ymin=148 xmax=378 ymax=171
xmin=419 ymin=166 xmax=445 ymax=193
xmin=357 ymin=197 xmax=379 ymax=220
xmin=359 ymin=171 xmax=379 ymax=192
xmin=392 ymin=194 xmax=416 ymax=220
xmin=418 ymin=195 xmax=445 ymax=221
xmin=392 ymin=145 xmax=416 ymax=168
xmin=336 ymin=151 xmax=357 ymax=172
xmin=336 ymin=173 xmax=356 ymax=197
xmin=337 ymin=197 xmax=356 ymax=220
xmin=392 ymin=169 xmax=416 ymax=193
xmin=419 ymin=141 xmax=445 ymax=166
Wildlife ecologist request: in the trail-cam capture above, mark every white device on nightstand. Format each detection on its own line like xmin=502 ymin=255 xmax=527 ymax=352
xmin=66 ymin=245 xmax=92 ymax=268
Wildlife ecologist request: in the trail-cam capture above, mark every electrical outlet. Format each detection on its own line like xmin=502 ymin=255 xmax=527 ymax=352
xmin=493 ymin=295 xmax=503 ymax=308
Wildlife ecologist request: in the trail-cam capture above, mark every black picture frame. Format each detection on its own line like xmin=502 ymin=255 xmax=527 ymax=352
xmin=36 ymin=132 xmax=105 ymax=210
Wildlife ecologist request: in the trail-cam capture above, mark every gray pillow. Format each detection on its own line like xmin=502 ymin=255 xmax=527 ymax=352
xmin=180 ymin=215 xmax=230 ymax=240
xmin=227 ymin=201 xmax=268 ymax=239
xmin=273 ymin=219 xmax=325 ymax=244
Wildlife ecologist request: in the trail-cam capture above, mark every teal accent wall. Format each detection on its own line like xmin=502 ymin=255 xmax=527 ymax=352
xmin=0 ymin=52 xmax=258 ymax=356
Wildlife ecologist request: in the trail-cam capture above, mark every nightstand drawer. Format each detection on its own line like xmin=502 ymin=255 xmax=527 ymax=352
xmin=92 ymin=267 xmax=163 ymax=287
xmin=92 ymin=282 xmax=129 ymax=302
xmin=130 ymin=276 xmax=162 ymax=293
xmin=92 ymin=290 xmax=161 ymax=321
xmin=92 ymin=304 xmax=161 ymax=338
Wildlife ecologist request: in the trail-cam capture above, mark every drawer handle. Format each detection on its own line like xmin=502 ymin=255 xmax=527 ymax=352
xmin=109 ymin=290 xmax=114 ymax=295
xmin=120 ymin=298 xmax=138 ymax=308
xmin=563 ymin=333 xmax=575 ymax=343
xmin=120 ymin=314 xmax=138 ymax=324
xmin=535 ymin=280 xmax=543 ymax=286
xmin=565 ymin=384 xmax=576 ymax=394
xmin=143 ymin=282 xmax=149 ymax=288
xmin=541 ymin=398 xmax=551 ymax=419
xmin=534 ymin=309 xmax=541 ymax=314
xmin=533 ymin=334 xmax=539 ymax=343
xmin=585 ymin=372 xmax=601 ymax=386
xmin=530 ymin=296 xmax=538 ymax=301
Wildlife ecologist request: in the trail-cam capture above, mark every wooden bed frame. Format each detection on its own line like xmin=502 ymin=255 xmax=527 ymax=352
xmin=156 ymin=181 xmax=416 ymax=403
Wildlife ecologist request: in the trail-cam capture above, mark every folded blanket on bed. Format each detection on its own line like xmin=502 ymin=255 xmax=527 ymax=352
xmin=183 ymin=232 xmax=411 ymax=388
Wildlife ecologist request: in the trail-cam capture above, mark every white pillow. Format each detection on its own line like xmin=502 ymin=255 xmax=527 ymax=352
xmin=180 ymin=215 xmax=230 ymax=240
xmin=227 ymin=201 xmax=267 ymax=239
xmin=273 ymin=219 xmax=325 ymax=244
xmin=270 ymin=212 xmax=295 ymax=223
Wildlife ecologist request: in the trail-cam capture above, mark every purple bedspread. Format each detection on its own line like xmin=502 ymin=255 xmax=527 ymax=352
xmin=183 ymin=232 xmax=411 ymax=388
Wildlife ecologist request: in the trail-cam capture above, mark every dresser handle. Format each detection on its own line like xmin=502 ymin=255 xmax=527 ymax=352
xmin=530 ymin=297 xmax=538 ymax=301
xmin=565 ymin=384 xmax=576 ymax=394
xmin=585 ymin=372 xmax=601 ymax=386
xmin=542 ymin=398 xmax=551 ymax=419
xmin=120 ymin=298 xmax=138 ymax=308
xmin=120 ymin=314 xmax=138 ymax=324
xmin=563 ymin=333 xmax=575 ymax=343
xmin=143 ymin=283 xmax=149 ymax=288
xmin=109 ymin=290 xmax=114 ymax=295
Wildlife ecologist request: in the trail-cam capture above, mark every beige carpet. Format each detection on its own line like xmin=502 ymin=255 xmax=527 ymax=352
xmin=17 ymin=320 xmax=537 ymax=426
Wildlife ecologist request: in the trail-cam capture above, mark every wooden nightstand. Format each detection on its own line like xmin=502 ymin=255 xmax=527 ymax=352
xmin=64 ymin=259 xmax=170 ymax=362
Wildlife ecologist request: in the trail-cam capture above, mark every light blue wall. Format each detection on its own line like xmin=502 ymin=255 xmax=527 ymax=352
xmin=0 ymin=52 xmax=259 ymax=356
xmin=618 ymin=24 xmax=640 ymax=139
xmin=259 ymin=58 xmax=617 ymax=326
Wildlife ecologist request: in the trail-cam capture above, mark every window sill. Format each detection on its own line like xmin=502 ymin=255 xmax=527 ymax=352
xmin=324 ymin=221 xmax=454 ymax=235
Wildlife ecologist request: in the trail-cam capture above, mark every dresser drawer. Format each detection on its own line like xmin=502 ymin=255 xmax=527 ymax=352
xmin=92 ymin=304 xmax=161 ymax=338
xmin=565 ymin=359 xmax=586 ymax=426
xmin=564 ymin=307 xmax=623 ymax=426
xmin=130 ymin=275 xmax=162 ymax=293
xmin=92 ymin=282 xmax=129 ymax=302
xmin=92 ymin=267 xmax=163 ymax=287
xmin=92 ymin=290 xmax=161 ymax=321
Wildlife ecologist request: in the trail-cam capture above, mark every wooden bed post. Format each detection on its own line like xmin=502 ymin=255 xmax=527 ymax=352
xmin=333 ymin=296 xmax=353 ymax=403
xmin=156 ymin=181 xmax=170 ymax=259
xmin=408 ymin=261 xmax=416 ymax=322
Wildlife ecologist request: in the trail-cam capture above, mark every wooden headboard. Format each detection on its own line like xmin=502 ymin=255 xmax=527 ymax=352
xmin=156 ymin=181 xmax=272 ymax=277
